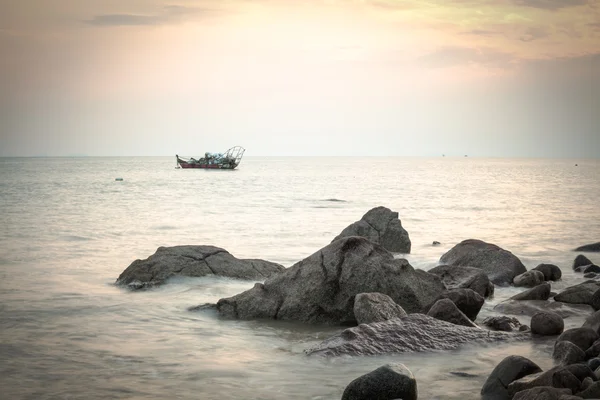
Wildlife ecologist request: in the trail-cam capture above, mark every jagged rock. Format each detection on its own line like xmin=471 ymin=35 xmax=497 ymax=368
xmin=353 ymin=292 xmax=407 ymax=325
xmin=554 ymin=281 xmax=600 ymax=306
xmin=513 ymin=387 xmax=572 ymax=400
xmin=427 ymin=298 xmax=477 ymax=328
xmin=215 ymin=237 xmax=444 ymax=324
xmin=494 ymin=300 xmax=594 ymax=319
xmin=341 ymin=363 xmax=417 ymax=400
xmin=514 ymin=270 xmax=546 ymax=288
xmin=439 ymin=239 xmax=526 ymax=285
xmin=557 ymin=328 xmax=600 ymax=352
xmin=511 ymin=283 xmax=552 ymax=301
xmin=481 ymin=355 xmax=542 ymax=400
xmin=428 ymin=264 xmax=494 ymax=298
xmin=422 ymin=288 xmax=484 ymax=321
xmin=482 ymin=316 xmax=523 ymax=332
xmin=575 ymin=243 xmax=600 ymax=252
xmin=574 ymin=255 xmax=594 ymax=271
xmin=533 ymin=264 xmax=563 ymax=281
xmin=305 ymin=314 xmax=529 ymax=357
xmin=115 ymin=245 xmax=285 ymax=289
xmin=531 ymin=311 xmax=564 ymax=336
xmin=553 ymin=341 xmax=586 ymax=365
xmin=332 ymin=206 xmax=411 ymax=253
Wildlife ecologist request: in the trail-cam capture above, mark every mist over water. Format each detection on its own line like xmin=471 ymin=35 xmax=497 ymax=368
xmin=1 ymin=156 xmax=599 ymax=399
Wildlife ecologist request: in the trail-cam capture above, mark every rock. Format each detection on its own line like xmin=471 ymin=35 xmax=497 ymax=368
xmin=115 ymin=245 xmax=285 ymax=289
xmin=439 ymin=239 xmax=527 ymax=285
xmin=341 ymin=363 xmax=417 ymax=400
xmin=427 ymin=298 xmax=478 ymax=327
xmin=513 ymin=387 xmax=572 ymax=400
xmin=531 ymin=311 xmax=565 ymax=336
xmin=482 ymin=316 xmax=523 ymax=332
xmin=215 ymin=237 xmax=444 ymax=324
xmin=494 ymin=300 xmax=594 ymax=319
xmin=584 ymin=272 xmax=598 ymax=279
xmin=583 ymin=311 xmax=600 ymax=334
xmin=586 ymin=341 xmax=600 ymax=360
xmin=585 ymin=265 xmax=600 ymax=274
xmin=552 ymin=369 xmax=581 ymax=393
xmin=533 ymin=264 xmax=563 ymax=281
xmin=581 ymin=376 xmax=595 ymax=391
xmin=332 ymin=206 xmax=411 ymax=253
xmin=555 ymin=281 xmax=600 ymax=306
xmin=514 ymin=270 xmax=546 ymax=288
xmin=508 ymin=365 xmax=595 ymax=396
xmin=353 ymin=292 xmax=407 ymax=325
xmin=428 ymin=264 xmax=494 ymax=298
xmin=422 ymin=288 xmax=484 ymax=321
xmin=511 ymin=283 xmax=552 ymax=301
xmin=553 ymin=341 xmax=586 ymax=365
xmin=564 ymin=363 xmax=598 ymax=382
xmin=577 ymin=381 xmax=600 ymax=398
xmin=557 ymin=328 xmax=600 ymax=352
xmin=591 ymin=290 xmax=600 ymax=311
xmin=575 ymin=243 xmax=600 ymax=252
xmin=588 ymin=358 xmax=600 ymax=371
xmin=574 ymin=255 xmax=595 ymax=271
xmin=481 ymin=355 xmax=542 ymax=400
xmin=305 ymin=314 xmax=529 ymax=357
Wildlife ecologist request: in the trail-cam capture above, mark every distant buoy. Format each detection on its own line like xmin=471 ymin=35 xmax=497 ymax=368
xmin=115 ymin=178 xmax=123 ymax=181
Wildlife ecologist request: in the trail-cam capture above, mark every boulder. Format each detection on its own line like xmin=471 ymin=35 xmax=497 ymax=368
xmin=553 ymin=341 xmax=586 ymax=365
xmin=531 ymin=311 xmax=564 ymax=336
xmin=533 ymin=264 xmax=563 ymax=281
xmin=115 ymin=245 xmax=285 ymax=289
xmin=588 ymin=358 xmax=600 ymax=371
xmin=556 ymin=328 xmax=599 ymax=352
xmin=575 ymin=243 xmax=600 ymax=252
xmin=574 ymin=255 xmax=594 ymax=271
xmin=426 ymin=298 xmax=477 ymax=328
xmin=215 ymin=237 xmax=444 ymax=324
xmin=552 ymin=369 xmax=581 ymax=393
xmin=332 ymin=206 xmax=411 ymax=253
xmin=554 ymin=281 xmax=600 ymax=306
xmin=514 ymin=270 xmax=546 ymax=288
xmin=508 ymin=365 xmax=596 ymax=396
xmin=513 ymin=387 xmax=572 ymax=400
xmin=494 ymin=300 xmax=594 ymax=319
xmin=585 ymin=340 xmax=600 ymax=360
xmin=581 ymin=375 xmax=595 ymax=391
xmin=439 ymin=239 xmax=526 ymax=285
xmin=583 ymin=311 xmax=600 ymax=334
xmin=481 ymin=355 xmax=542 ymax=400
xmin=482 ymin=316 xmax=523 ymax=332
xmin=353 ymin=292 xmax=407 ymax=325
xmin=422 ymin=288 xmax=484 ymax=321
xmin=591 ymin=289 xmax=600 ymax=311
xmin=341 ymin=363 xmax=417 ymax=400
xmin=511 ymin=283 xmax=552 ymax=301
xmin=427 ymin=264 xmax=494 ymax=298
xmin=305 ymin=314 xmax=529 ymax=357
xmin=577 ymin=381 xmax=600 ymax=398
xmin=584 ymin=265 xmax=600 ymax=274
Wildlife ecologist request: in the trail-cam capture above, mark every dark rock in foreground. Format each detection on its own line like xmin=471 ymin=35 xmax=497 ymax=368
xmin=427 ymin=264 xmax=494 ymax=298
xmin=439 ymin=239 xmax=527 ymax=285
xmin=215 ymin=237 xmax=444 ymax=324
xmin=332 ymin=206 xmax=411 ymax=253
xmin=481 ymin=355 xmax=542 ymax=400
xmin=422 ymin=288 xmax=484 ymax=321
xmin=575 ymin=242 xmax=600 ymax=252
xmin=341 ymin=363 xmax=417 ymax=400
xmin=353 ymin=292 xmax=407 ymax=325
xmin=116 ymin=245 xmax=285 ymax=289
xmin=305 ymin=314 xmax=529 ymax=357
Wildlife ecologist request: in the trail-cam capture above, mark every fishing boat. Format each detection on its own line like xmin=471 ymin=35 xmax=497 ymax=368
xmin=176 ymin=146 xmax=245 ymax=170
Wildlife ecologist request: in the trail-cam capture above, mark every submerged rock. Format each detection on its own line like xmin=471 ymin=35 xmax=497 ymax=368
xmin=481 ymin=355 xmax=542 ymax=400
xmin=427 ymin=264 xmax=494 ymax=298
xmin=215 ymin=237 xmax=444 ymax=324
xmin=332 ymin=206 xmax=411 ymax=253
xmin=494 ymin=300 xmax=594 ymax=319
xmin=305 ymin=314 xmax=529 ymax=357
xmin=532 ymin=263 xmax=562 ymax=281
xmin=341 ymin=363 xmax=417 ymax=400
xmin=575 ymin=242 xmax=600 ymax=252
xmin=115 ymin=245 xmax=285 ymax=289
xmin=353 ymin=292 xmax=407 ymax=325
xmin=439 ymin=239 xmax=527 ymax=285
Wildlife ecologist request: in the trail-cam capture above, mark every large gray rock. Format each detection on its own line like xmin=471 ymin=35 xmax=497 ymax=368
xmin=353 ymin=292 xmax=407 ymax=325
xmin=575 ymin=243 xmax=600 ymax=252
xmin=305 ymin=314 xmax=529 ymax=357
xmin=554 ymin=281 xmax=600 ymax=306
xmin=531 ymin=311 xmax=564 ymax=336
xmin=481 ymin=355 xmax=542 ymax=400
xmin=533 ymin=264 xmax=563 ymax=281
xmin=439 ymin=239 xmax=527 ymax=285
xmin=427 ymin=264 xmax=494 ymax=298
xmin=115 ymin=245 xmax=285 ymax=289
xmin=422 ymin=288 xmax=484 ymax=321
xmin=332 ymin=206 xmax=411 ymax=253
xmin=341 ymin=363 xmax=417 ymax=400
xmin=215 ymin=237 xmax=444 ymax=324
xmin=514 ymin=270 xmax=546 ymax=288
xmin=426 ymin=298 xmax=477 ymax=328
xmin=511 ymin=282 xmax=551 ymax=301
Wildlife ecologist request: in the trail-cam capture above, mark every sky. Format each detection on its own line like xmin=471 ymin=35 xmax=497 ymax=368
xmin=0 ymin=0 xmax=598 ymax=157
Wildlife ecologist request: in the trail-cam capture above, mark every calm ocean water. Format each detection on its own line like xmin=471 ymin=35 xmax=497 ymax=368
xmin=1 ymin=156 xmax=599 ymax=399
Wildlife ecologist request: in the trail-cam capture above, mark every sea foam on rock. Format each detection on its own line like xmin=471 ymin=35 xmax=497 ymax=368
xmin=331 ymin=206 xmax=411 ymax=253
xmin=214 ymin=237 xmax=444 ymax=324
xmin=439 ymin=239 xmax=527 ymax=285
xmin=115 ymin=245 xmax=285 ymax=289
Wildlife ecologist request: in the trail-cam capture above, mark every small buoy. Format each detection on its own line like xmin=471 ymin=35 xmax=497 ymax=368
xmin=115 ymin=178 xmax=123 ymax=181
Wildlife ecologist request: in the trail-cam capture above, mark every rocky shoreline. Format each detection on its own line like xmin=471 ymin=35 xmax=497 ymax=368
xmin=115 ymin=206 xmax=600 ymax=399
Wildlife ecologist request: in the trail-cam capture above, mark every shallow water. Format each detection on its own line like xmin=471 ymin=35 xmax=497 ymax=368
xmin=1 ymin=156 xmax=599 ymax=399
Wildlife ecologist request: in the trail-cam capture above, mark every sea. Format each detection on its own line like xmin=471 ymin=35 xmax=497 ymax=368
xmin=1 ymin=156 xmax=599 ymax=400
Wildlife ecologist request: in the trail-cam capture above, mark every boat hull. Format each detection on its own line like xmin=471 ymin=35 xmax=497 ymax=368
xmin=178 ymin=162 xmax=236 ymax=170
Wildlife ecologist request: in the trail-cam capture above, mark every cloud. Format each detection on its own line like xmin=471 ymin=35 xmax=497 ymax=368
xmin=512 ymin=0 xmax=589 ymax=10
xmin=461 ymin=29 xmax=501 ymax=36
xmin=417 ymin=46 xmax=514 ymax=68
xmin=85 ymin=5 xmax=214 ymax=27
xmin=519 ymin=26 xmax=549 ymax=41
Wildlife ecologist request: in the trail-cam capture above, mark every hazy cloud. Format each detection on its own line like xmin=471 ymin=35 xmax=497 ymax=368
xmin=86 ymin=5 xmax=214 ymax=26
xmin=462 ymin=29 xmax=501 ymax=36
xmin=418 ymin=46 xmax=514 ymax=68
xmin=520 ymin=26 xmax=549 ymax=41
xmin=513 ymin=0 xmax=589 ymax=10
